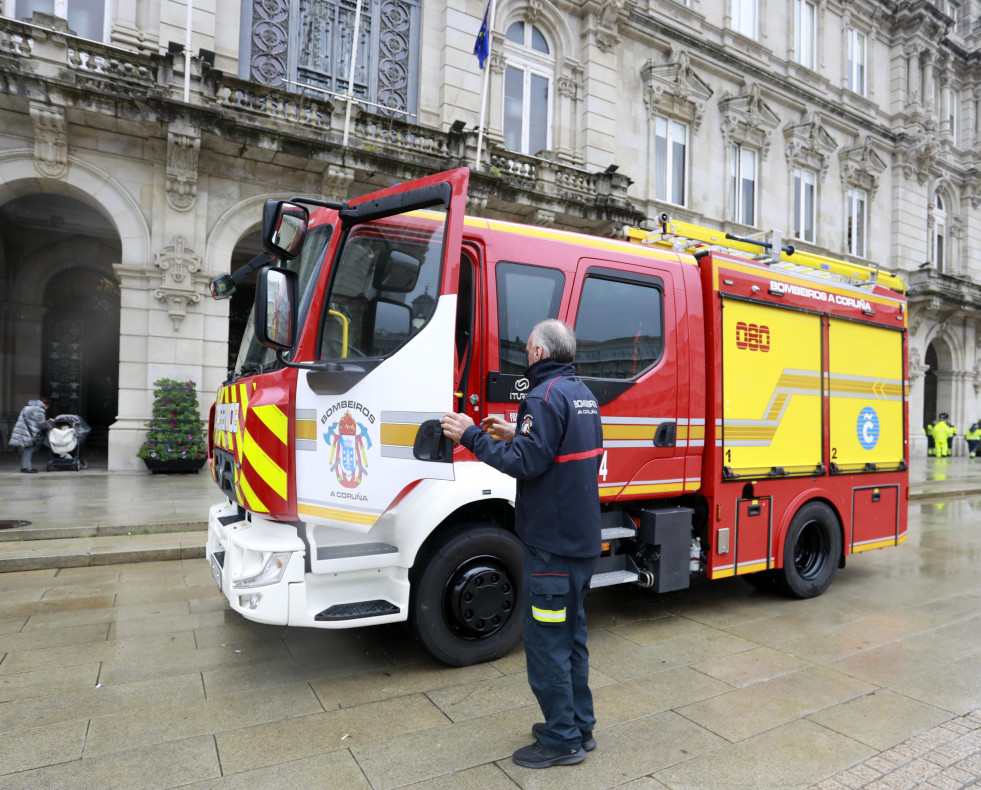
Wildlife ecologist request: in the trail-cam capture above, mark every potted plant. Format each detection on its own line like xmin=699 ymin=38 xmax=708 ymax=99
xmin=138 ymin=378 xmax=208 ymax=473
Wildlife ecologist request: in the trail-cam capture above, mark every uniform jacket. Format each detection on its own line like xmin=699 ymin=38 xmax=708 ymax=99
xmin=9 ymin=400 xmax=47 ymax=448
xmin=461 ymin=358 xmax=604 ymax=558
xmin=931 ymin=420 xmax=956 ymax=440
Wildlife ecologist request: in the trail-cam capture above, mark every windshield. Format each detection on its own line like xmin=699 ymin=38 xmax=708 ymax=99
xmin=235 ymin=223 xmax=333 ymax=374
xmin=319 ymin=212 xmax=445 ymax=360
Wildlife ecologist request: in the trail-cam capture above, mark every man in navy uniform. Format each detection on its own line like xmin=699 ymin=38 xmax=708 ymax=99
xmin=441 ymin=319 xmax=603 ymax=769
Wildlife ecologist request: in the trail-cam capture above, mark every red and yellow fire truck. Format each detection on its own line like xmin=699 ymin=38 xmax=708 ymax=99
xmin=206 ymin=167 xmax=908 ymax=665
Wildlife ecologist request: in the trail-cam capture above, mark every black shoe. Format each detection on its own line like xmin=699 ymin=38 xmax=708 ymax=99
xmin=532 ymin=722 xmax=596 ymax=751
xmin=20 ymin=468 xmax=38 ymax=474
xmin=512 ymin=740 xmax=585 ymax=768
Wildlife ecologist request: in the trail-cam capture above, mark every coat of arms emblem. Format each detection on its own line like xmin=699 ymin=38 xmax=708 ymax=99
xmin=324 ymin=411 xmax=372 ymax=488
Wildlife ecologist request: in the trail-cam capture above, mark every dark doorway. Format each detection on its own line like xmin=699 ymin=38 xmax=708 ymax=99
xmin=924 ymin=343 xmax=938 ymax=426
xmin=43 ymin=269 xmax=120 ymax=446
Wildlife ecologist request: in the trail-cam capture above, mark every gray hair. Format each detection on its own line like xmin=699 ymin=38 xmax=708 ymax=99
xmin=531 ymin=319 xmax=576 ymax=362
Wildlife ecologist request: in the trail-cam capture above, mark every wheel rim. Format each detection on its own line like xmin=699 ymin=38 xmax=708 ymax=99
xmin=443 ymin=556 xmax=516 ymax=640
xmin=793 ymin=519 xmax=831 ymax=580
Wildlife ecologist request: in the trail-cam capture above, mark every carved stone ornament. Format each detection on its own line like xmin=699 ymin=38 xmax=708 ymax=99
xmin=29 ymin=102 xmax=68 ymax=179
xmin=166 ymin=125 xmax=201 ymax=211
xmin=783 ymin=112 xmax=837 ymax=179
xmin=896 ymin=112 xmax=940 ymax=184
xmin=838 ymin=136 xmax=887 ymax=198
xmin=975 ymin=362 xmax=981 ymax=395
xmin=320 ymin=164 xmax=354 ymax=203
xmin=967 ymin=169 xmax=981 ymax=210
xmin=641 ymin=50 xmax=713 ymax=133
xmin=153 ymin=236 xmax=203 ymax=332
xmin=719 ymin=83 xmax=781 ymax=160
xmin=908 ymin=347 xmax=928 ymax=382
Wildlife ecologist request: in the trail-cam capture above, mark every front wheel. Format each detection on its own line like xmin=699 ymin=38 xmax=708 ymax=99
xmin=777 ymin=501 xmax=842 ymax=598
xmin=410 ymin=522 xmax=524 ymax=666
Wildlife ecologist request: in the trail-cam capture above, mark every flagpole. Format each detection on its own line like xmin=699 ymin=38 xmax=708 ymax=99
xmin=474 ymin=0 xmax=495 ymax=172
xmin=342 ymin=0 xmax=364 ymax=148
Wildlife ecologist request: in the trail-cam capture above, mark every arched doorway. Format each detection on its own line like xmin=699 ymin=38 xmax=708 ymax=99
xmin=42 ymin=269 xmax=120 ymax=445
xmin=924 ymin=337 xmax=954 ymax=428
xmin=1 ymin=193 xmax=122 ymax=453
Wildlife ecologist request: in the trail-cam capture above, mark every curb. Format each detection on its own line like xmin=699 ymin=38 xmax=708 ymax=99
xmin=0 ymin=532 xmax=206 ymax=572
xmin=0 ymin=521 xmax=208 ymax=542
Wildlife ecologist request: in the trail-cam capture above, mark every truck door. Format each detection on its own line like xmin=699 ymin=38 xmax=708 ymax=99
xmin=293 ymin=169 xmax=468 ymax=532
xmin=566 ymin=259 xmax=687 ymax=502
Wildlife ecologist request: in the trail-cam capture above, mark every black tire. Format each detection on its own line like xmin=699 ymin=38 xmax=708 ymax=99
xmin=777 ymin=501 xmax=842 ymax=598
xmin=410 ymin=522 xmax=524 ymax=666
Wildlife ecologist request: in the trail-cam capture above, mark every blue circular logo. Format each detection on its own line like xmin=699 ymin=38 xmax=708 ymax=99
xmin=857 ymin=407 xmax=880 ymax=450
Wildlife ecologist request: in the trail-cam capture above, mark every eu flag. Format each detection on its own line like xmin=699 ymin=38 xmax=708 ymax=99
xmin=473 ymin=1 xmax=490 ymax=69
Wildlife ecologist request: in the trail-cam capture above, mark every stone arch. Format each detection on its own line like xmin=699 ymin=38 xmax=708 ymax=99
xmin=205 ymin=194 xmax=269 ymax=276
xmin=9 ymin=236 xmax=119 ymax=306
xmin=0 ymin=151 xmax=151 ymax=267
xmin=498 ymin=2 xmax=576 ymax=61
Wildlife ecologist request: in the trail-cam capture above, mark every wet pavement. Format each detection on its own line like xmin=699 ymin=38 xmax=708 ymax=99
xmin=0 ymin=451 xmax=979 ymax=787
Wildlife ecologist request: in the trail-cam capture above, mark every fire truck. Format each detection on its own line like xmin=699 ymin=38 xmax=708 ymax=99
xmin=206 ymin=167 xmax=908 ymax=666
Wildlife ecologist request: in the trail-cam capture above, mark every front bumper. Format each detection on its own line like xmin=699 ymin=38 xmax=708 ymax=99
xmin=206 ymin=500 xmax=410 ymax=628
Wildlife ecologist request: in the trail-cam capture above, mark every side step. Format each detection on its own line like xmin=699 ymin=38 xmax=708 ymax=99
xmin=590 ymin=570 xmax=639 ymax=589
xmin=315 ymin=600 xmax=400 ymax=621
xmin=601 ymin=527 xmax=636 ymax=540
xmin=317 ymin=542 xmax=397 ymax=561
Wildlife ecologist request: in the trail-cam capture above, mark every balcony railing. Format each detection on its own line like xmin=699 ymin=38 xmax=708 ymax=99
xmin=0 ymin=14 xmax=641 ymax=229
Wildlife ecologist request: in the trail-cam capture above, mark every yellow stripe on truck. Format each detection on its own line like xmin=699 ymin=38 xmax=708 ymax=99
xmin=380 ymin=423 xmax=419 ymax=447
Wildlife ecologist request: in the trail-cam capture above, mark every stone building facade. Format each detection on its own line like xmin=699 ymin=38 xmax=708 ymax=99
xmin=0 ymin=0 xmax=978 ymax=469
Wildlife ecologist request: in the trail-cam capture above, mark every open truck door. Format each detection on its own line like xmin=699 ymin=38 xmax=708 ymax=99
xmin=289 ymin=169 xmax=469 ymax=533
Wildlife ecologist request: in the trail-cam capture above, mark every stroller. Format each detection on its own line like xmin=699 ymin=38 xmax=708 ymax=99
xmin=44 ymin=414 xmax=90 ymax=471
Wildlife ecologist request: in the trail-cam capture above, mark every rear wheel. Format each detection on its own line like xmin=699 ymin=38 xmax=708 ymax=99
xmin=777 ymin=501 xmax=841 ymax=598
xmin=411 ymin=522 xmax=524 ymax=666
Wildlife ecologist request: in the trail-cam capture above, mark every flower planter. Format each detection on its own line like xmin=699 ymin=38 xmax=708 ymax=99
xmin=138 ymin=379 xmax=209 ymax=473
xmin=143 ymin=457 xmax=206 ymax=474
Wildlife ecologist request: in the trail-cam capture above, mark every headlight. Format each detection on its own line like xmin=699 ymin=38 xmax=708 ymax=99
xmin=233 ymin=552 xmax=292 ymax=589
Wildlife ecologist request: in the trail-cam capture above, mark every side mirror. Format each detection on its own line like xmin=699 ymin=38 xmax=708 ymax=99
xmin=254 ymin=266 xmax=298 ymax=350
xmin=262 ymin=200 xmax=309 ymax=260
xmin=209 ymin=273 xmax=236 ymax=299
xmin=372 ymin=249 xmax=421 ymax=293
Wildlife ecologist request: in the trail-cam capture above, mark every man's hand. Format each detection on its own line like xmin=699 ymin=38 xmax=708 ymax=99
xmin=440 ymin=412 xmax=474 ymax=443
xmin=480 ymin=415 xmax=515 ymax=443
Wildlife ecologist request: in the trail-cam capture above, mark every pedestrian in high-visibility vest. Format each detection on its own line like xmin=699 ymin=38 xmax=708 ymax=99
xmin=932 ymin=414 xmax=955 ymax=457
xmin=925 ymin=421 xmax=936 ymax=456
xmin=966 ymin=422 xmax=981 ymax=458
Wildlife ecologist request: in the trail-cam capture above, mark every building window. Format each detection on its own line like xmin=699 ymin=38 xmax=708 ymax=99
xmin=846 ymin=187 xmax=867 ymax=257
xmin=730 ymin=145 xmax=757 ymax=226
xmin=245 ymin=0 xmax=421 ymax=119
xmin=933 ymin=194 xmax=947 ymax=272
xmin=502 ymin=21 xmax=553 ymax=156
xmin=654 ymin=115 xmax=688 ymax=206
xmin=794 ymin=0 xmax=816 ymax=69
xmin=732 ymin=0 xmax=757 ymax=38
xmin=793 ymin=167 xmax=817 ymax=243
xmin=10 ymin=0 xmax=106 ymax=40
xmin=847 ymin=29 xmax=867 ymax=96
xmin=574 ymin=276 xmax=664 ymax=379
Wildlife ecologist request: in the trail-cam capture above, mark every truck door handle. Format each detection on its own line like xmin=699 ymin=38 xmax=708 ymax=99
xmin=653 ymin=421 xmax=676 ymax=447
xmin=413 ymin=419 xmax=453 ymax=463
